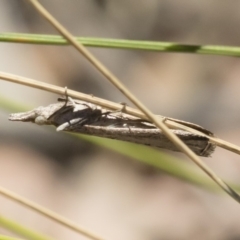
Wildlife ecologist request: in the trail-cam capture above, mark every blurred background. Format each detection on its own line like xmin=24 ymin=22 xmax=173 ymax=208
xmin=1 ymin=0 xmax=240 ymax=239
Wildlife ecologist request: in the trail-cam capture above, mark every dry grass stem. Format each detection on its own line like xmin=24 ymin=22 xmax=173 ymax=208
xmin=0 ymin=186 xmax=106 ymax=240
xmin=2 ymin=71 xmax=240 ymax=155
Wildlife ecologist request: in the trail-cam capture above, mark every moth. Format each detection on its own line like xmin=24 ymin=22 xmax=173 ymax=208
xmin=8 ymin=97 xmax=216 ymax=157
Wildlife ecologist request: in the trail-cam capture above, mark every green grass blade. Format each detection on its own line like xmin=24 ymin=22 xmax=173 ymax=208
xmin=0 ymin=215 xmax=53 ymax=240
xmin=0 ymin=235 xmax=24 ymax=240
xmin=1 ymin=33 xmax=240 ymax=57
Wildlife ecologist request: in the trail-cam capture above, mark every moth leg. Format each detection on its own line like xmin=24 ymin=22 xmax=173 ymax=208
xmin=103 ymin=102 xmax=127 ymax=120
xmin=105 ymin=103 xmax=135 ymax=131
xmin=58 ymin=86 xmax=69 ymax=107
xmin=63 ymin=86 xmax=69 ymax=105
xmin=66 ymin=96 xmax=93 ymax=113
xmin=58 ymin=86 xmax=76 ymax=108
xmin=118 ymin=103 xmax=133 ymax=132
xmin=115 ymin=103 xmax=132 ymax=131
xmin=162 ymin=117 xmax=168 ymax=123
xmin=118 ymin=102 xmax=127 ymax=118
xmin=62 ymin=87 xmax=78 ymax=109
xmin=50 ymin=87 xmax=90 ymax=122
xmin=116 ymin=102 xmax=127 ymax=115
xmin=68 ymin=96 xmax=77 ymax=109
xmin=47 ymin=86 xmax=71 ymax=120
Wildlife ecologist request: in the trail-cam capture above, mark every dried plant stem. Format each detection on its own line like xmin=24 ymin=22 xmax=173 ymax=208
xmin=0 ymin=186 xmax=105 ymax=240
xmin=24 ymin=0 xmax=240 ymax=203
xmin=1 ymin=72 xmax=240 ymax=155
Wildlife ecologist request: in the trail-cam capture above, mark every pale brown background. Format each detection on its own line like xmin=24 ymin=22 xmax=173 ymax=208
xmin=1 ymin=1 xmax=240 ymax=240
